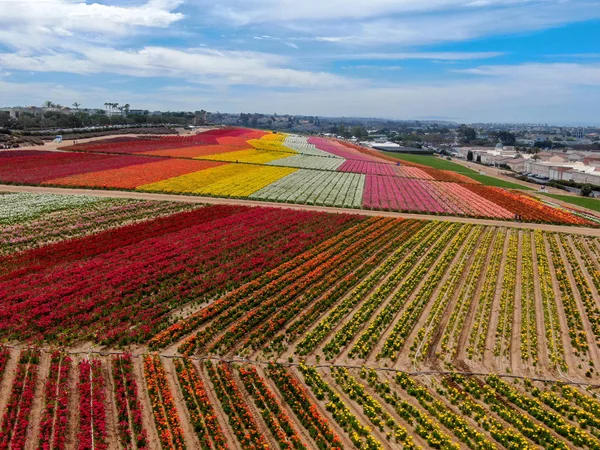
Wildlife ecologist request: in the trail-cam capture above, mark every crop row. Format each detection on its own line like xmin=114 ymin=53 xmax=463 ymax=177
xmin=238 ymin=366 xmax=307 ymax=449
xmin=177 ymin=217 xmax=393 ymax=356
xmin=205 ymin=361 xmax=269 ymax=449
xmin=439 ymin=228 xmax=495 ymax=359
xmin=38 ymin=351 xmax=71 ymax=450
xmin=153 ymin=216 xmax=375 ymax=351
xmin=376 ymin=224 xmax=473 ymax=361
xmin=412 ymin=225 xmax=483 ymax=361
xmin=250 ymin=170 xmax=365 ymax=208
xmin=317 ymin=221 xmax=450 ymax=358
xmin=173 ymin=358 xmax=227 ymax=450
xmin=520 ymin=232 xmax=538 ymax=364
xmin=200 ymin=218 xmax=400 ymax=355
xmin=143 ymin=355 xmax=186 ymax=450
xmin=350 ymin=223 xmax=465 ymax=360
xmin=113 ymin=354 xmax=149 ymax=450
xmin=1 ymin=206 xmax=359 ymax=345
xmin=493 ymin=230 xmax=518 ymax=357
xmin=299 ymin=364 xmax=383 ymax=449
xmin=466 ymin=230 xmax=506 ymax=360
xmin=1 ymin=195 xmax=194 ymax=255
xmin=547 ymin=233 xmax=589 ymax=354
xmin=0 ymin=349 xmax=40 ymax=450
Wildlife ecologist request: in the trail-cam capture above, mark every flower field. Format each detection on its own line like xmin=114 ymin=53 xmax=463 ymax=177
xmin=1 ymin=128 xmax=597 ymax=225
xmin=2 ymin=188 xmax=600 ymax=448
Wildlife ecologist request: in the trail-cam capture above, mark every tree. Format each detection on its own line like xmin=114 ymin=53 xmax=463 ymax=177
xmin=457 ymin=124 xmax=477 ymax=142
xmin=581 ymin=184 xmax=594 ymax=197
xmin=43 ymin=100 xmax=54 ymax=108
xmin=123 ymin=103 xmax=130 ymax=114
xmin=467 ymin=150 xmax=474 ymax=161
xmin=72 ymin=102 xmax=80 ymax=110
xmin=476 ymin=154 xmax=481 ymax=163
xmin=491 ymin=130 xmax=516 ymax=146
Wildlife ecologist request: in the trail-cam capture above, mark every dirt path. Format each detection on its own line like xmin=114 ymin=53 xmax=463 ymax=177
xmin=0 ymin=348 xmax=19 ymax=421
xmin=132 ymin=357 xmax=161 ymax=450
xmin=24 ymin=351 xmax=50 ymax=450
xmin=65 ymin=355 xmax=81 ymax=450
xmin=3 ymin=184 xmax=600 ymax=237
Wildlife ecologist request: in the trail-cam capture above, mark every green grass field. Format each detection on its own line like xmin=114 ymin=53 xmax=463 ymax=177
xmin=379 ymin=151 xmax=532 ymax=190
xmin=541 ymin=193 xmax=600 ymax=213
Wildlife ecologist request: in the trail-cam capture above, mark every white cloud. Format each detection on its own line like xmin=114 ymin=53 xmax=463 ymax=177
xmin=0 ymin=46 xmax=353 ymax=88
xmin=334 ymin=52 xmax=506 ymax=61
xmin=459 ymin=63 xmax=600 ymax=86
xmin=206 ymin=0 xmax=539 ymax=24
xmin=0 ymin=0 xmax=184 ymax=50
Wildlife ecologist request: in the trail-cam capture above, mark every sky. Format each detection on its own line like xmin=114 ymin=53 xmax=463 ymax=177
xmin=0 ymin=0 xmax=599 ymax=124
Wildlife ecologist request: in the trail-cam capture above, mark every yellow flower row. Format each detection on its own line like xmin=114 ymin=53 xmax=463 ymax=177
xmin=198 ymin=148 xmax=291 ymax=164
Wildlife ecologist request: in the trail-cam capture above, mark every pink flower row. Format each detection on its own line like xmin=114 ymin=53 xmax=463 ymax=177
xmin=363 ymin=175 xmax=513 ymax=219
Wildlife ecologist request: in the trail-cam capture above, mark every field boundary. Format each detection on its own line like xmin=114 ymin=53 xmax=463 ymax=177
xmin=2 ymin=344 xmax=598 ymax=389
xmin=3 ymin=183 xmax=600 ymax=236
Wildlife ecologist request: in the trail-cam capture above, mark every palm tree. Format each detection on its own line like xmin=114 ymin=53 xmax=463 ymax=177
xmin=43 ymin=100 xmax=54 ymax=108
xmin=123 ymin=103 xmax=130 ymax=114
xmin=104 ymin=102 xmax=109 ymax=114
xmin=72 ymin=102 xmax=80 ymax=110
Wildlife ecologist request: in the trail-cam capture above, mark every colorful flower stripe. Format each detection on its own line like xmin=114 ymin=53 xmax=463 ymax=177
xmin=38 ymin=351 xmax=71 ymax=450
xmin=238 ymin=365 xmax=308 ymax=450
xmin=284 ymin=136 xmax=341 ymax=158
xmin=0 ymin=151 xmax=152 ymax=184
xmin=113 ymin=354 xmax=149 ymax=450
xmin=45 ymin=159 xmax=225 ymax=189
xmin=143 ymin=355 xmax=186 ymax=450
xmin=1 ymin=199 xmax=194 ymax=255
xmin=363 ymin=175 xmax=514 ymax=218
xmin=145 ymin=144 xmax=250 ymax=159
xmin=198 ymin=148 xmax=292 ymax=164
xmin=268 ymin=155 xmax=345 ymax=171
xmin=77 ymin=359 xmax=108 ymax=450
xmin=0 ymin=192 xmax=109 ymax=225
xmin=308 ymin=137 xmax=374 ymax=162
xmin=1 ymin=206 xmax=357 ymax=344
xmin=205 ymin=361 xmax=270 ymax=449
xmin=150 ymin=215 xmax=370 ymax=350
xmin=139 ymin=164 xmax=295 ymax=197
xmin=173 ymin=358 xmax=227 ymax=450
xmin=267 ymin=365 xmax=343 ymax=450
xmin=337 ymin=159 xmax=397 ymax=176
xmin=463 ymin=184 xmax=594 ymax=225
xmin=178 ymin=217 xmax=389 ymax=356
xmin=299 ymin=364 xmax=383 ymax=449
xmin=0 ymin=349 xmax=40 ymax=450
xmin=250 ymin=169 xmax=364 ymax=207
xmin=396 ymin=166 xmax=435 ymax=180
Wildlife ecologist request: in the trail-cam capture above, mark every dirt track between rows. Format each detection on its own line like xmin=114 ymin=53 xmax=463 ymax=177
xmin=4 ymin=183 xmax=600 ymax=236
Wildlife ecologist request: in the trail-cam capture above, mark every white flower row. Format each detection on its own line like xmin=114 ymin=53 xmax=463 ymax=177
xmin=284 ymin=136 xmax=344 ymax=159
xmin=250 ymin=170 xmax=365 ymax=208
xmin=0 ymin=192 xmax=108 ymax=224
xmin=267 ymin=155 xmax=345 ymax=171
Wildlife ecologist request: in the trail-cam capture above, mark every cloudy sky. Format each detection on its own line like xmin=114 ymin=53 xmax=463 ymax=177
xmin=1 ymin=0 xmax=599 ymax=124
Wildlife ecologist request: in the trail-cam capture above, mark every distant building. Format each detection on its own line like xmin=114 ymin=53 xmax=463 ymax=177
xmin=576 ymin=127 xmax=585 ymax=139
xmin=371 ymin=142 xmax=434 ymax=154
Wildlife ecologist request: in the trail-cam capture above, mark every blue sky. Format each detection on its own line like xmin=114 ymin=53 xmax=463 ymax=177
xmin=1 ymin=0 xmax=599 ymax=124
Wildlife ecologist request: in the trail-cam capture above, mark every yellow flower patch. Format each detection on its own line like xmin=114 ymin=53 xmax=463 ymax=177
xmin=138 ymin=164 xmax=296 ymax=197
xmin=198 ymin=148 xmax=292 ymax=165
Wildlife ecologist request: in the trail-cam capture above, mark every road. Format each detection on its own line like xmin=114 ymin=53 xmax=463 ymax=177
xmin=3 ymin=183 xmax=600 ymax=237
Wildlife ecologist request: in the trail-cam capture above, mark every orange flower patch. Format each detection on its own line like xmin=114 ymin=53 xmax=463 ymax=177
xmin=144 ymin=144 xmax=249 ymax=158
xmin=44 ymin=159 xmax=225 ymax=189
